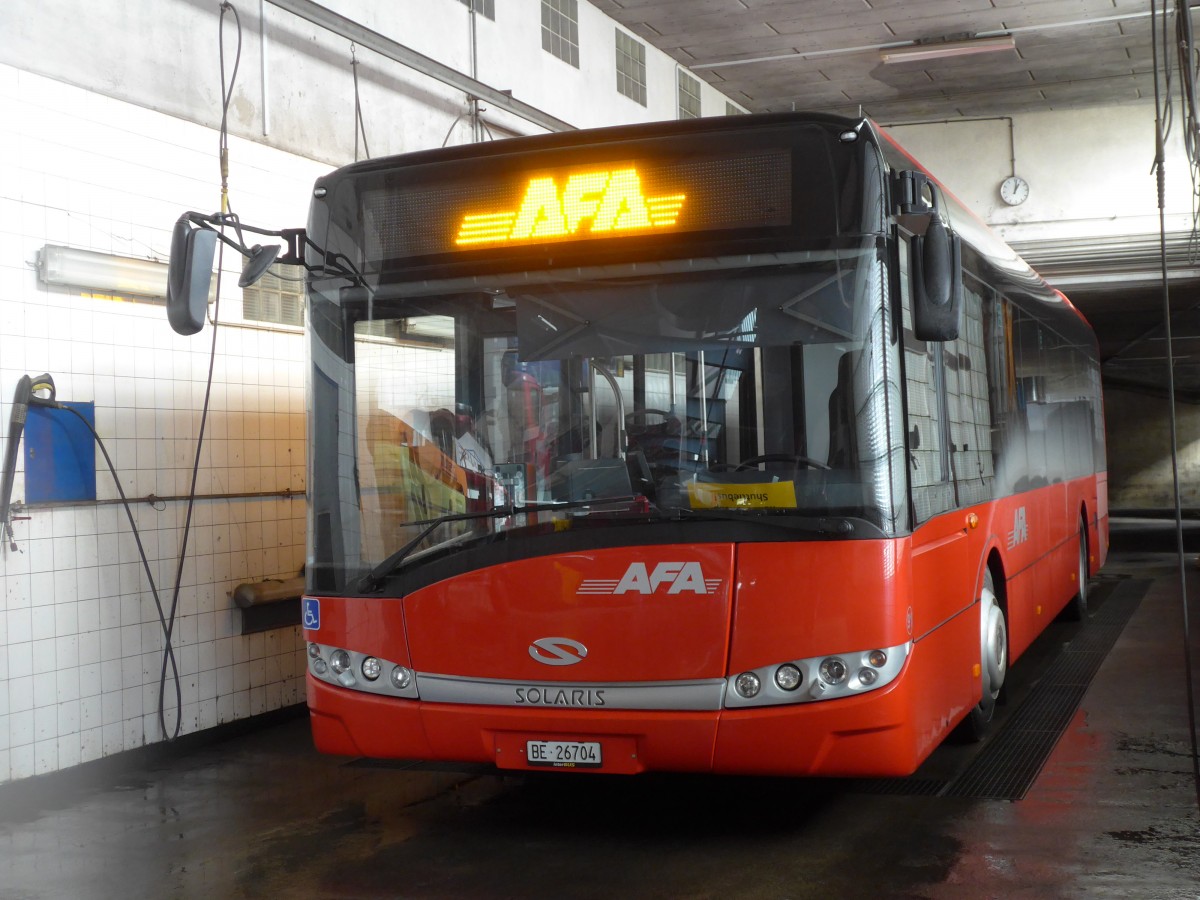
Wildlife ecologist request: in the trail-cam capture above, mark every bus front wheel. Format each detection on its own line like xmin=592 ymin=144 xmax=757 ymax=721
xmin=1061 ymin=517 xmax=1089 ymax=622
xmin=955 ymin=568 xmax=1008 ymax=742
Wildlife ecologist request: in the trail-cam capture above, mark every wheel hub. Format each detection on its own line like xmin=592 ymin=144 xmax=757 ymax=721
xmin=983 ymin=595 xmax=1007 ymax=690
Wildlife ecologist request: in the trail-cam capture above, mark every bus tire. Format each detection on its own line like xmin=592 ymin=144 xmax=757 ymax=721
xmin=1061 ymin=517 xmax=1089 ymax=622
xmin=954 ymin=568 xmax=1007 ymax=743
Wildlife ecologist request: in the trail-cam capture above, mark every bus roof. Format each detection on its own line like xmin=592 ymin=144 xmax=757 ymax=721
xmin=313 ymin=111 xmax=1093 ymax=337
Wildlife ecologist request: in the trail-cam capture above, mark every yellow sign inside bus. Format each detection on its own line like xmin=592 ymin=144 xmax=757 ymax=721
xmin=456 ymin=167 xmax=685 ymax=247
xmin=686 ymin=481 xmax=798 ymax=510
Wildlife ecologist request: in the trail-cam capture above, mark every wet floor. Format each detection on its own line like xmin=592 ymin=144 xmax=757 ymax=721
xmin=1 ymin=550 xmax=1198 ymax=900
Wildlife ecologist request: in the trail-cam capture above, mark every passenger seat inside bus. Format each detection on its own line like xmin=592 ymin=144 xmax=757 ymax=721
xmin=827 ymin=350 xmax=859 ymax=470
xmin=819 ymin=350 xmax=870 ymax=511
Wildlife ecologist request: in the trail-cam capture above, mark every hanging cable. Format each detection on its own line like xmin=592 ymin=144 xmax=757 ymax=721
xmin=1177 ymin=0 xmax=1199 ymax=163
xmin=352 ymin=43 xmax=371 ymax=161
xmin=1150 ymin=0 xmax=1200 ymax=814
xmin=441 ymin=112 xmax=468 ymax=147
xmin=23 ymin=380 xmax=185 ymax=740
xmin=147 ymin=0 xmax=245 ymax=741
xmin=153 ymin=0 xmax=243 ymax=739
xmin=157 ymin=231 xmax=226 ymax=741
xmin=1175 ymin=0 xmax=1200 ymax=264
xmin=219 ymin=2 xmax=241 ymax=214
xmin=0 ymin=368 xmax=187 ymax=734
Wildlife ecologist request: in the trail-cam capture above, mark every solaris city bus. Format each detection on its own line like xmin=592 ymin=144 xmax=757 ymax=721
xmin=290 ymin=113 xmax=1105 ymax=777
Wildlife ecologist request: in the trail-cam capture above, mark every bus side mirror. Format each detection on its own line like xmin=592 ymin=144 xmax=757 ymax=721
xmin=167 ymin=214 xmax=217 ymax=336
xmin=911 ymin=216 xmax=961 ymax=342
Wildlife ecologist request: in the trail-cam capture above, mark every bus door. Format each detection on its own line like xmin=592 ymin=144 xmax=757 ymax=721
xmin=901 ymin=232 xmax=981 ymax=643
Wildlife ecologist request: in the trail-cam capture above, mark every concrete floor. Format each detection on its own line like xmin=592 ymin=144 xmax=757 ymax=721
xmin=1 ymin=545 xmax=1198 ymax=899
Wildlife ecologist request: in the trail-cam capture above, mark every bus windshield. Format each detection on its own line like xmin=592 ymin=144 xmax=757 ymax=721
xmin=309 ymin=245 xmax=906 ymax=591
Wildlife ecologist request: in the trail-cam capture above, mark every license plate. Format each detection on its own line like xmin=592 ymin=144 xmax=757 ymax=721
xmin=525 ymin=740 xmax=602 ymax=768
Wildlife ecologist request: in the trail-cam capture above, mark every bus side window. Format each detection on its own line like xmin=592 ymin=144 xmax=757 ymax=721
xmin=900 ymin=235 xmax=954 ymax=524
xmin=944 ymin=282 xmax=994 ymax=506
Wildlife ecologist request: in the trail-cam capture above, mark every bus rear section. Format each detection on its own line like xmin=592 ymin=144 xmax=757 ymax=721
xmin=300 ymin=113 xmax=1106 ymax=778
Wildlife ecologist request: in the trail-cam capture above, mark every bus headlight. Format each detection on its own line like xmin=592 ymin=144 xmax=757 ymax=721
xmin=307 ymin=643 xmax=420 ymax=699
xmin=774 ymin=664 xmax=802 ymax=691
xmin=819 ymin=657 xmax=848 ymax=685
xmin=724 ymin=642 xmax=910 ymax=708
xmin=329 ymin=649 xmax=352 ymax=675
xmin=390 ymin=666 xmax=413 ymax=690
xmin=735 ymin=672 xmax=761 ymax=699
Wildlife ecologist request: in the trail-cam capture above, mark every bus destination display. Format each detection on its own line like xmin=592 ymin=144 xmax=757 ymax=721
xmin=361 ymin=147 xmax=792 ymax=262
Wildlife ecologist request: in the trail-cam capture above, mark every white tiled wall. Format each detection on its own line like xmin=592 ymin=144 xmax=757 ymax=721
xmin=0 ymin=0 xmax=748 ymax=786
xmin=0 ymin=65 xmax=330 ymax=784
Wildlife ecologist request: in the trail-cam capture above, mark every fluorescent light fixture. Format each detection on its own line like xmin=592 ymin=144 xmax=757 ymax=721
xmin=880 ymin=35 xmax=1015 ymax=64
xmin=37 ymin=244 xmax=170 ymax=299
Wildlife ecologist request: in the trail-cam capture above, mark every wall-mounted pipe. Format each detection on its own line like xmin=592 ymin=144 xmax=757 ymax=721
xmin=233 ymin=575 xmax=304 ymax=608
xmin=260 ymin=0 xmax=271 ymax=136
xmin=881 ymin=115 xmax=1017 ymax=178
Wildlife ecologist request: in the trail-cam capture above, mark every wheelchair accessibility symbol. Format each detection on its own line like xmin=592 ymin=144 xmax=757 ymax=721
xmin=302 ymin=598 xmax=320 ymax=631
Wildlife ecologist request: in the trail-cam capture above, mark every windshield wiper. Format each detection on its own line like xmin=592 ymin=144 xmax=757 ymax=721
xmin=662 ymin=506 xmax=856 ymax=536
xmin=355 ymin=495 xmax=639 ymax=593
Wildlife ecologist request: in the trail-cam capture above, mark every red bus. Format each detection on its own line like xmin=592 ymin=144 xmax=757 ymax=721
xmin=300 ymin=113 xmax=1107 ymax=777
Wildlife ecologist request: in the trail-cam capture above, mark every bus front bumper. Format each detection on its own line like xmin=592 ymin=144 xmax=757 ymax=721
xmin=307 ymin=674 xmax=924 ymax=777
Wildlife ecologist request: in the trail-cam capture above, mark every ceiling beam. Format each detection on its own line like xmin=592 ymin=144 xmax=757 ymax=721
xmin=266 ymin=0 xmax=576 ymax=133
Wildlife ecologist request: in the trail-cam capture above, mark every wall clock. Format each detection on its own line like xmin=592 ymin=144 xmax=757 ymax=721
xmin=999 ymin=175 xmax=1029 ymax=206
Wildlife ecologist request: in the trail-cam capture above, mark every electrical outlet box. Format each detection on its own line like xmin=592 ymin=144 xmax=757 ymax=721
xmin=24 ymin=402 xmax=97 ymax=503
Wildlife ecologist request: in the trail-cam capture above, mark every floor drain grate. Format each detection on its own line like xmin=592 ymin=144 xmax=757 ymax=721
xmin=943 ymin=577 xmax=1149 ymax=800
xmin=850 ymin=777 xmax=947 ymax=796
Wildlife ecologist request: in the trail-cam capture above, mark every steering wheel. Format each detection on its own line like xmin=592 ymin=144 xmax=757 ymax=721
xmin=734 ymin=452 xmax=830 ymax=472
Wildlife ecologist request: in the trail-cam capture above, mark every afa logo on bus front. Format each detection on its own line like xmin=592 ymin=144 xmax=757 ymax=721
xmin=302 ymin=598 xmax=320 ymax=631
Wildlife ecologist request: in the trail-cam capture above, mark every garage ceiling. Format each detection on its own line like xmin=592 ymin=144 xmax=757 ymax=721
xmin=598 ymin=0 xmax=1197 ymax=396
xmin=597 ymin=0 xmax=1159 ymax=121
